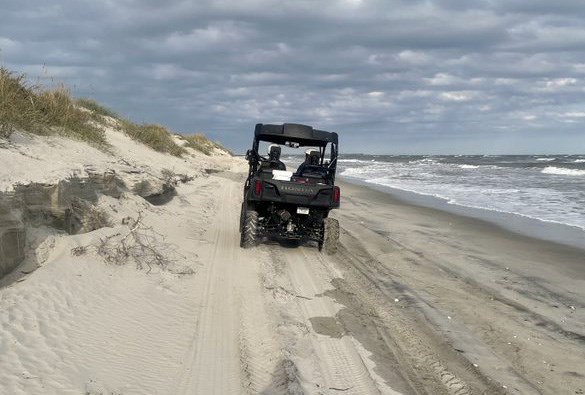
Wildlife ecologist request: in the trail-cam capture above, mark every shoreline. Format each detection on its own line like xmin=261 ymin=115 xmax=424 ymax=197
xmin=340 ymin=175 xmax=585 ymax=251
xmin=335 ymin=177 xmax=585 ymax=393
xmin=337 ymin=177 xmax=585 ymax=278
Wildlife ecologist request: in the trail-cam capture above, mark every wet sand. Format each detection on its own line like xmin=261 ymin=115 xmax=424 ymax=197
xmin=331 ymin=179 xmax=585 ymax=394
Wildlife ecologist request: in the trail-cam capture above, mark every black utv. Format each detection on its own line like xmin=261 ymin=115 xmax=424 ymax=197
xmin=239 ymin=123 xmax=340 ymax=254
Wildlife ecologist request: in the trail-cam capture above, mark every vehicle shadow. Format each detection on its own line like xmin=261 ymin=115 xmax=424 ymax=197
xmin=264 ymin=237 xmax=319 ymax=250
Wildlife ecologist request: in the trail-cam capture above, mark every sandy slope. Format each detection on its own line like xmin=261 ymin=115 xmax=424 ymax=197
xmin=0 ymin=129 xmax=231 ymax=192
xmin=2 ymin=130 xmax=585 ymax=394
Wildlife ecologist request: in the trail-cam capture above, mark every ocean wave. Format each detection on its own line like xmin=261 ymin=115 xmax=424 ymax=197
xmin=358 ymin=178 xmax=585 ymax=231
xmin=338 ymin=159 xmax=369 ymax=163
xmin=409 ymin=158 xmax=436 ymax=164
xmin=340 ymin=167 xmax=376 ymax=177
xmin=573 ymin=159 xmax=585 ymax=163
xmin=542 ymin=166 xmax=585 ymax=176
xmin=339 ymin=157 xmax=585 ymax=232
xmin=536 ymin=157 xmax=556 ymax=162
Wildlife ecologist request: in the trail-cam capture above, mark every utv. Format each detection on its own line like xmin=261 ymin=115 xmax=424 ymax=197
xmin=240 ymin=123 xmax=340 ymax=254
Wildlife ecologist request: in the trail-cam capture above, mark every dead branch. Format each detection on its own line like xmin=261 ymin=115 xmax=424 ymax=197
xmin=82 ymin=211 xmax=182 ymax=272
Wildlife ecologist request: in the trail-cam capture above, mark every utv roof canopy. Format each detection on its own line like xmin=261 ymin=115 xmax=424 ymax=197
xmin=255 ymin=123 xmax=338 ymax=147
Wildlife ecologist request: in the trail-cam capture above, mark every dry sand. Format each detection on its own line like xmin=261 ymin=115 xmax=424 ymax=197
xmin=1 ymin=130 xmax=584 ymax=394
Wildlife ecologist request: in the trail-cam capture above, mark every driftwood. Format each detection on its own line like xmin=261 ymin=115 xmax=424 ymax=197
xmin=73 ymin=211 xmax=179 ymax=273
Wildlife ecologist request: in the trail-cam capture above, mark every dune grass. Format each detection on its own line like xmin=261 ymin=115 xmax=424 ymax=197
xmin=76 ymin=98 xmax=119 ymax=120
xmin=0 ymin=67 xmax=108 ymax=147
xmin=121 ymin=121 xmax=187 ymax=157
xmin=1 ymin=66 xmax=230 ymax=157
xmin=76 ymin=97 xmax=187 ymax=156
xmin=180 ymin=133 xmax=224 ymax=156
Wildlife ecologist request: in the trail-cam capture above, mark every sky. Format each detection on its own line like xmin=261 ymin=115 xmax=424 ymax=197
xmin=1 ymin=0 xmax=585 ymax=154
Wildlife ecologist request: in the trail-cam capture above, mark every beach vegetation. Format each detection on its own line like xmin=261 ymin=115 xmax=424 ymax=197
xmin=180 ymin=133 xmax=226 ymax=156
xmin=161 ymin=168 xmax=178 ymax=186
xmin=95 ymin=212 xmax=177 ymax=272
xmin=120 ymin=121 xmax=186 ymax=156
xmin=0 ymin=66 xmax=108 ymax=147
xmin=76 ymin=98 xmax=119 ymax=120
xmin=0 ymin=65 xmax=230 ymax=157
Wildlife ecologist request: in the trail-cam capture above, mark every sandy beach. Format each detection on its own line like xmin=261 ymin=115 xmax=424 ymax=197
xmin=1 ymin=130 xmax=584 ymax=394
xmin=333 ymin=180 xmax=585 ymax=394
xmin=3 ymin=0 xmax=585 ymax=392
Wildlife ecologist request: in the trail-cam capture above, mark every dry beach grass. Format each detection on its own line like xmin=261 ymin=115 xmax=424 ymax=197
xmin=0 ymin=66 xmax=225 ymax=156
xmin=0 ymin=67 xmax=107 ymax=147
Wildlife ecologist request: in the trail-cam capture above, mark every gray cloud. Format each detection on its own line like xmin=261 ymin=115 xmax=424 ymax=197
xmin=1 ymin=0 xmax=584 ymax=153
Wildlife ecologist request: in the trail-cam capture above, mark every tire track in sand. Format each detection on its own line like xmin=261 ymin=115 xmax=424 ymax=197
xmin=279 ymin=247 xmax=388 ymax=394
xmin=175 ymin=181 xmax=241 ymax=395
xmin=238 ymin=269 xmax=294 ymax=395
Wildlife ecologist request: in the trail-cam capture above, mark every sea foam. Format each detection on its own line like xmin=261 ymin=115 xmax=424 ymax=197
xmin=338 ymin=155 xmax=585 ymax=231
xmin=542 ymin=166 xmax=585 ymax=176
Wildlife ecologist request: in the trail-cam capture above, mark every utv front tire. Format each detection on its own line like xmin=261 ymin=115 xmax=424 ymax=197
xmin=323 ymin=218 xmax=339 ymax=255
xmin=240 ymin=210 xmax=258 ymax=248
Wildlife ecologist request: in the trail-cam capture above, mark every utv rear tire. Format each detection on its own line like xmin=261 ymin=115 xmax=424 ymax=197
xmin=239 ymin=202 xmax=246 ymax=232
xmin=241 ymin=210 xmax=258 ymax=248
xmin=323 ymin=218 xmax=339 ymax=255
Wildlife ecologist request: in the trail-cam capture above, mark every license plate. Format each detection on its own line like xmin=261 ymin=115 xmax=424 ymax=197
xmin=296 ymin=207 xmax=309 ymax=215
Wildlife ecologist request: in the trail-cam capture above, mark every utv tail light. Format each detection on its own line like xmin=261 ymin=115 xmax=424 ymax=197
xmin=254 ymin=179 xmax=262 ymax=196
xmin=332 ymin=186 xmax=340 ymax=203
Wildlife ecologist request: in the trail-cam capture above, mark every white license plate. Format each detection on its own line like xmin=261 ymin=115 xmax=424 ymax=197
xmin=296 ymin=207 xmax=309 ymax=215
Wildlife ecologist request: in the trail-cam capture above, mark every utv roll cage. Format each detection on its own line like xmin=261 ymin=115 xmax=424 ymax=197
xmin=246 ymin=123 xmax=339 ymax=183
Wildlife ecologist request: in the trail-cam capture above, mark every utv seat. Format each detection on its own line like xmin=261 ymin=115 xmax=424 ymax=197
xmin=258 ymin=167 xmax=276 ymax=179
xmin=259 ymin=160 xmax=286 ymax=171
xmin=298 ymin=165 xmax=329 ymax=181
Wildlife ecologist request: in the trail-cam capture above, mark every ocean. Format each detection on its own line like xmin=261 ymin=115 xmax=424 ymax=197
xmin=336 ymin=154 xmax=585 ymax=248
xmin=284 ymin=154 xmax=585 ymax=248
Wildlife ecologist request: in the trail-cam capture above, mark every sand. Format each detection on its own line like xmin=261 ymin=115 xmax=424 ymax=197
xmin=1 ymin=129 xmax=584 ymax=394
xmin=332 ymin=181 xmax=585 ymax=394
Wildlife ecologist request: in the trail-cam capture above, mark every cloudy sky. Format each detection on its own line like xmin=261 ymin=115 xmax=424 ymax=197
xmin=2 ymin=0 xmax=585 ymax=153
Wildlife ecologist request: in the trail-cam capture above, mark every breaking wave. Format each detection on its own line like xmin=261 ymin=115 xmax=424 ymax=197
xmin=542 ymin=167 xmax=585 ymax=176
xmin=337 ymin=154 xmax=585 ymax=231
